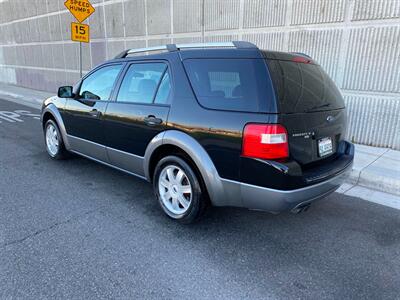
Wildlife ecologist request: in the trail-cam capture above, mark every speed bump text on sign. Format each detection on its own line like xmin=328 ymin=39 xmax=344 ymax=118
xmin=64 ymin=0 xmax=95 ymax=23
xmin=71 ymin=22 xmax=89 ymax=43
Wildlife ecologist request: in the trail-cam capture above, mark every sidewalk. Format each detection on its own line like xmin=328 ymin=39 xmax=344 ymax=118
xmin=347 ymin=144 xmax=400 ymax=196
xmin=0 ymin=83 xmax=52 ymax=109
xmin=0 ymin=83 xmax=399 ymax=199
xmin=337 ymin=144 xmax=400 ymax=210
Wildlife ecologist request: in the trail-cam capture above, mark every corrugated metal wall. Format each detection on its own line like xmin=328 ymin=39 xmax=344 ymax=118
xmin=0 ymin=0 xmax=399 ymax=149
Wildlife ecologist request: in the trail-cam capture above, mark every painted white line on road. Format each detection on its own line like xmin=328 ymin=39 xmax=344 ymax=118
xmin=0 ymin=110 xmax=40 ymax=124
xmin=0 ymin=111 xmax=24 ymax=122
xmin=337 ymin=184 xmax=400 ymax=210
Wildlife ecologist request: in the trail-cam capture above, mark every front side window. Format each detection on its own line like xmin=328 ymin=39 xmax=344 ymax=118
xmin=79 ymin=64 xmax=122 ymax=100
xmin=183 ymin=58 xmax=271 ymax=112
xmin=117 ymin=63 xmax=167 ymax=104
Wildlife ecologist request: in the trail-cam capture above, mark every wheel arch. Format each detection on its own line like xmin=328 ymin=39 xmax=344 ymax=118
xmin=41 ymin=104 xmax=70 ymax=150
xmin=42 ymin=111 xmax=54 ymax=128
xmin=144 ymin=130 xmax=226 ymax=206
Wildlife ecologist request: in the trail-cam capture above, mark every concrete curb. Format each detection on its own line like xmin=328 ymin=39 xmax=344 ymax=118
xmin=347 ymin=144 xmax=400 ymax=196
xmin=0 ymin=83 xmax=399 ymax=197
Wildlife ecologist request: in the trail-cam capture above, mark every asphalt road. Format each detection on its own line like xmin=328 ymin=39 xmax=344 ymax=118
xmin=0 ymin=98 xmax=399 ymax=300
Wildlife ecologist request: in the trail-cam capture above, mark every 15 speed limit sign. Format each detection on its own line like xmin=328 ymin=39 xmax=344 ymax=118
xmin=71 ymin=22 xmax=89 ymax=43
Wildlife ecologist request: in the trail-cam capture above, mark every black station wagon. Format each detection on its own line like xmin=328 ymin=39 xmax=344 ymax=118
xmin=41 ymin=41 xmax=354 ymax=223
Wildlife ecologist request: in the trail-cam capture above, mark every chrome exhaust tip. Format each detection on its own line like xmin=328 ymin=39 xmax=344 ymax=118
xmin=291 ymin=203 xmax=311 ymax=214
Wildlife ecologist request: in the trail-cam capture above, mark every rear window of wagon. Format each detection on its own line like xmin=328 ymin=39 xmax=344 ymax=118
xmin=265 ymin=59 xmax=345 ymax=114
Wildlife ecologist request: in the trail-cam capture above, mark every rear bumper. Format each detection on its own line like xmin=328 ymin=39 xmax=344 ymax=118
xmin=218 ymin=142 xmax=354 ymax=212
xmin=240 ymin=161 xmax=351 ymax=212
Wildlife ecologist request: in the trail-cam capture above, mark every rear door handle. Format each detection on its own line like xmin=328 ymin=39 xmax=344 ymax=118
xmin=144 ymin=115 xmax=162 ymax=126
xmin=89 ymin=109 xmax=101 ymax=118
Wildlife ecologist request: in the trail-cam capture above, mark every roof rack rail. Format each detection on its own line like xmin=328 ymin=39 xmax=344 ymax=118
xmin=114 ymin=45 xmax=168 ymax=59
xmin=114 ymin=41 xmax=258 ymax=59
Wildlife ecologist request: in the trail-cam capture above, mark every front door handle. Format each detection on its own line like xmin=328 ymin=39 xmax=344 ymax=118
xmin=88 ymin=109 xmax=101 ymax=118
xmin=144 ymin=115 xmax=162 ymax=126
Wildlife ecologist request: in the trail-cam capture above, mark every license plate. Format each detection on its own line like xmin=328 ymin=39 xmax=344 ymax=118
xmin=318 ymin=137 xmax=333 ymax=157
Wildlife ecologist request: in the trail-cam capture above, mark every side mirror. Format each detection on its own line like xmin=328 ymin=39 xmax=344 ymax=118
xmin=57 ymin=86 xmax=74 ymax=98
xmin=81 ymin=90 xmax=101 ymax=100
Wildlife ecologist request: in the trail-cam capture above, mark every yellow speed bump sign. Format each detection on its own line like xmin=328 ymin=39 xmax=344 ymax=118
xmin=71 ymin=22 xmax=89 ymax=43
xmin=64 ymin=0 xmax=95 ymax=23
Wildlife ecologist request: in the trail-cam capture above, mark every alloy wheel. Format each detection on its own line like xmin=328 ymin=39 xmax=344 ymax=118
xmin=158 ymin=165 xmax=192 ymax=215
xmin=46 ymin=123 xmax=59 ymax=156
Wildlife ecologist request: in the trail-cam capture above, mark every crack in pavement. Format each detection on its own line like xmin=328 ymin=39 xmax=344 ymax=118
xmin=354 ymin=148 xmax=390 ymax=187
xmin=0 ymin=208 xmax=100 ymax=249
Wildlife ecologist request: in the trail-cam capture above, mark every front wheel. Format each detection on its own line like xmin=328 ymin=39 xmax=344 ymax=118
xmin=153 ymin=156 xmax=207 ymax=223
xmin=44 ymin=119 xmax=68 ymax=160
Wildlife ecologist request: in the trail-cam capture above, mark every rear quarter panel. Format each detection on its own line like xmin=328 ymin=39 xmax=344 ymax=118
xmin=167 ymin=99 xmax=278 ymax=181
xmin=166 ymin=53 xmax=278 ymax=181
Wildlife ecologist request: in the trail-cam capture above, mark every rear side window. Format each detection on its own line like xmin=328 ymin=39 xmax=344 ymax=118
xmin=117 ymin=63 xmax=167 ymax=104
xmin=266 ymin=59 xmax=345 ymax=113
xmin=154 ymin=72 xmax=171 ymax=104
xmin=183 ymin=58 xmax=273 ymax=112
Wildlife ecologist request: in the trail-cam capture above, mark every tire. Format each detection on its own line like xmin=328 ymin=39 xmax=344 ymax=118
xmin=44 ymin=119 xmax=68 ymax=160
xmin=153 ymin=155 xmax=207 ymax=224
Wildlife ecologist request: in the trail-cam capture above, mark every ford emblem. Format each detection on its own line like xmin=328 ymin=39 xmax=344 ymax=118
xmin=326 ymin=115 xmax=335 ymax=122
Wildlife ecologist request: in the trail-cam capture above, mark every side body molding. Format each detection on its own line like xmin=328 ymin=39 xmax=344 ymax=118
xmin=41 ymin=103 xmax=71 ymax=150
xmin=143 ymin=130 xmax=242 ymax=207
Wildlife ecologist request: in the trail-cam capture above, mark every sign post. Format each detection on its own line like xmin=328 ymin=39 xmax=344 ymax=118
xmin=64 ymin=0 xmax=95 ymax=78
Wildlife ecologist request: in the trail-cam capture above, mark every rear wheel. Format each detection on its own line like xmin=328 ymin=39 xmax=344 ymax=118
xmin=153 ymin=156 xmax=207 ymax=223
xmin=44 ymin=119 xmax=68 ymax=160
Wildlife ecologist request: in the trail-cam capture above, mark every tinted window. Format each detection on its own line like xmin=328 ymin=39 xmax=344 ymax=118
xmin=183 ymin=59 xmax=272 ymax=112
xmin=117 ymin=63 xmax=167 ymax=103
xmin=79 ymin=64 xmax=122 ymax=100
xmin=266 ymin=59 xmax=345 ymax=113
xmin=154 ymin=72 xmax=171 ymax=104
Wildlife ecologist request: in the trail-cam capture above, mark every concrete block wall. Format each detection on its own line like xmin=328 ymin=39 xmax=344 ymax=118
xmin=0 ymin=0 xmax=399 ymax=149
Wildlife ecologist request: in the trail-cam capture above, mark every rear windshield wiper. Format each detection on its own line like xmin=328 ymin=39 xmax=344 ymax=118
xmin=305 ymin=103 xmax=330 ymax=112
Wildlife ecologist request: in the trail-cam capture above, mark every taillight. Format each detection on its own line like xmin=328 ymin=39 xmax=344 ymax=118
xmin=242 ymin=124 xmax=289 ymax=160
